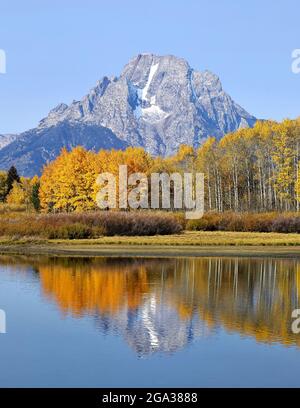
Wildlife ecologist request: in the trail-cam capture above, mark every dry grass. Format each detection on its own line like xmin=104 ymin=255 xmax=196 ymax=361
xmin=50 ymin=231 xmax=300 ymax=246
xmin=0 ymin=203 xmax=28 ymax=215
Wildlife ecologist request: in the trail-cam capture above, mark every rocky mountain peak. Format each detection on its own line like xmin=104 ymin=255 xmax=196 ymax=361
xmin=0 ymin=53 xmax=256 ymax=176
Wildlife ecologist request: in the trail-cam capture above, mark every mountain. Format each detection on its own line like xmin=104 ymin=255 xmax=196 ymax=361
xmin=0 ymin=123 xmax=127 ymax=176
xmin=0 ymin=134 xmax=18 ymax=149
xmin=0 ymin=54 xmax=256 ymax=176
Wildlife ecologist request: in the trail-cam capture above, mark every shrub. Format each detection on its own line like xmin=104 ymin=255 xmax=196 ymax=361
xmin=186 ymin=211 xmax=300 ymax=233
xmin=46 ymin=223 xmax=93 ymax=239
xmin=95 ymin=211 xmax=182 ymax=236
xmin=186 ymin=212 xmax=222 ymax=231
xmin=0 ymin=211 xmax=183 ymax=239
xmin=271 ymin=216 xmax=300 ymax=233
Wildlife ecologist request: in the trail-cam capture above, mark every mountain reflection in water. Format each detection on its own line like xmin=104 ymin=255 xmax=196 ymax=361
xmin=1 ymin=255 xmax=300 ymax=357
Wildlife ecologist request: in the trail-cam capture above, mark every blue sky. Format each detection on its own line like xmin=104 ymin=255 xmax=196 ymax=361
xmin=0 ymin=0 xmax=299 ymax=134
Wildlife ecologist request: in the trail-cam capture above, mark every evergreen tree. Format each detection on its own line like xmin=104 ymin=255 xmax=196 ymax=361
xmin=31 ymin=181 xmax=41 ymax=211
xmin=6 ymin=166 xmax=20 ymax=196
xmin=0 ymin=171 xmax=7 ymax=202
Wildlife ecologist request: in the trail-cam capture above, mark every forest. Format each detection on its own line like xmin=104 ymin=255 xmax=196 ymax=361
xmin=1 ymin=118 xmax=300 ymax=237
xmin=2 ymin=118 xmax=298 ymax=213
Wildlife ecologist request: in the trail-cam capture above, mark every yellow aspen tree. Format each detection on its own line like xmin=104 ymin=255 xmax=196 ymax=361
xmin=40 ymin=147 xmax=98 ymax=212
xmin=195 ymin=137 xmax=219 ymax=211
xmin=6 ymin=181 xmax=27 ymax=205
xmin=296 ymin=161 xmax=300 ymax=206
xmin=272 ymin=121 xmax=295 ymax=210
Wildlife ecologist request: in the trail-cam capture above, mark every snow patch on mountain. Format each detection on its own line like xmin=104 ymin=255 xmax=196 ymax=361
xmin=141 ymin=62 xmax=159 ymax=101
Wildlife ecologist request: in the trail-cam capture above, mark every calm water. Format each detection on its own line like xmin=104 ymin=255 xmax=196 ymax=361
xmin=1 ymin=255 xmax=300 ymax=387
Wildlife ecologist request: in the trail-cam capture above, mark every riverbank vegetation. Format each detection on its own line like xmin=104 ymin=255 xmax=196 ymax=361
xmin=2 ymin=209 xmax=300 ymax=240
xmin=36 ymin=118 xmax=300 ymax=213
xmin=0 ymin=231 xmax=300 ymax=248
xmin=1 ymin=118 xmax=300 ymax=239
xmin=52 ymin=230 xmax=300 ymax=247
xmin=0 ymin=211 xmax=183 ymax=239
xmin=186 ymin=211 xmax=300 ymax=233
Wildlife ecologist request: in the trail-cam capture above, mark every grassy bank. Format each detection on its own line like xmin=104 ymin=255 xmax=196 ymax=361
xmin=50 ymin=231 xmax=300 ymax=246
xmin=0 ymin=232 xmax=300 ymax=258
xmin=0 ymin=230 xmax=300 ymax=248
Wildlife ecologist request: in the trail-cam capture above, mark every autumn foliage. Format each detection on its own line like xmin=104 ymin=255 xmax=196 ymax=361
xmin=39 ymin=146 xmax=154 ymax=213
xmin=36 ymin=118 xmax=300 ymax=214
xmin=1 ymin=118 xmax=300 ymax=237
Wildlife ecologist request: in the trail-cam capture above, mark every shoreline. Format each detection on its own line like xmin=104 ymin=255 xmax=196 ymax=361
xmin=0 ymin=231 xmax=300 ymax=258
xmin=1 ymin=243 xmax=300 ymax=258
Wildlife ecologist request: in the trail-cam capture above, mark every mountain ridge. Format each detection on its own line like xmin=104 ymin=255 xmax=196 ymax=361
xmin=0 ymin=53 xmax=257 ymax=176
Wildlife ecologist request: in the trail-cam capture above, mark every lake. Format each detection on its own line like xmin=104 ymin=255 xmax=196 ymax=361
xmin=0 ymin=254 xmax=300 ymax=387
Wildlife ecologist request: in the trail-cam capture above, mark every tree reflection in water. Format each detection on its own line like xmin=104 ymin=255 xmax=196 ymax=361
xmin=1 ymin=255 xmax=300 ymax=356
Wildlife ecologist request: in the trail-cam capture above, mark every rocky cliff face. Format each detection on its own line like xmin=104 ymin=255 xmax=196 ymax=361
xmin=0 ymin=54 xmax=256 ymax=176
xmin=0 ymin=134 xmax=18 ymax=149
